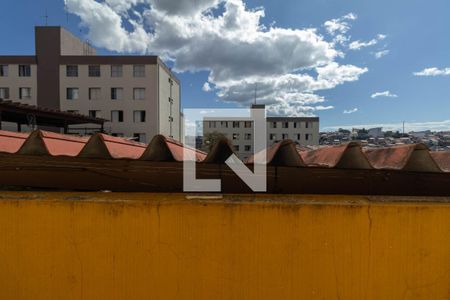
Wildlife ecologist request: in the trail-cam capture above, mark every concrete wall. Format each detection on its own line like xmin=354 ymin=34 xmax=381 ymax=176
xmin=0 ymin=64 xmax=38 ymax=105
xmin=59 ymin=64 xmax=159 ymax=141
xmin=0 ymin=192 xmax=449 ymax=300
xmin=158 ymin=64 xmax=181 ymax=140
xmin=60 ymin=28 xmax=96 ymax=56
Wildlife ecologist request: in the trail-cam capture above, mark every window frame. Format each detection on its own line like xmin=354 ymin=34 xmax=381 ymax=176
xmin=133 ymin=88 xmax=145 ymax=100
xmin=133 ymin=64 xmax=146 ymax=77
xmin=111 ymin=110 xmax=124 ymax=123
xmin=19 ymin=87 xmax=32 ymax=99
xmin=111 ymin=65 xmax=123 ymax=77
xmin=133 ymin=110 xmax=146 ymax=123
xmin=111 ymin=87 xmax=123 ymax=100
xmin=18 ymin=65 xmax=31 ymax=77
xmin=88 ymin=65 xmax=101 ymax=77
xmin=0 ymin=65 xmax=9 ymax=77
xmin=0 ymin=87 xmax=10 ymax=99
xmin=66 ymin=65 xmax=78 ymax=77
xmin=66 ymin=88 xmax=79 ymax=100
xmin=89 ymin=88 xmax=102 ymax=101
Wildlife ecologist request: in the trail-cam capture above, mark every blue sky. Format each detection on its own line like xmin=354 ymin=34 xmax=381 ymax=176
xmin=1 ymin=0 xmax=450 ymax=131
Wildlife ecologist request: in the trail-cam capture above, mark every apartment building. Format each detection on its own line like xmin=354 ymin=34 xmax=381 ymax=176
xmin=203 ymin=109 xmax=319 ymax=160
xmin=0 ymin=26 xmax=181 ymax=142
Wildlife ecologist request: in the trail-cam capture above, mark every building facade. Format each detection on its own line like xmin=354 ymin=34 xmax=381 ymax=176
xmin=203 ymin=114 xmax=320 ymax=160
xmin=0 ymin=27 xmax=181 ymax=142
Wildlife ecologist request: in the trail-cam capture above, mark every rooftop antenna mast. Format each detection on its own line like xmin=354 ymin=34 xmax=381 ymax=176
xmin=254 ymin=83 xmax=257 ymax=105
xmin=64 ymin=3 xmax=69 ymax=24
xmin=42 ymin=9 xmax=49 ymax=26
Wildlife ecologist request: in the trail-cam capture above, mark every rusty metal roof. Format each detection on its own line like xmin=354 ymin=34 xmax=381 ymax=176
xmin=1 ymin=129 xmax=450 ymax=195
xmin=0 ymin=100 xmax=106 ymax=125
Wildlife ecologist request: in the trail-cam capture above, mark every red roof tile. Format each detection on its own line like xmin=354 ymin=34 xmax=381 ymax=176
xmin=364 ymin=144 xmax=441 ymax=172
xmin=246 ymin=140 xmax=305 ymax=166
xmin=79 ymin=133 xmax=147 ymax=159
xmin=300 ymin=142 xmax=372 ymax=169
xmin=141 ymin=135 xmax=206 ymax=161
xmin=430 ymin=151 xmax=450 ymax=172
xmin=0 ymin=130 xmax=29 ymax=153
xmin=18 ymin=130 xmax=89 ymax=156
xmin=0 ymin=129 xmax=449 ymax=174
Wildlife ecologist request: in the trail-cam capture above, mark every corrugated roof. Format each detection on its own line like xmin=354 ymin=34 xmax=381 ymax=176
xmin=1 ymin=129 xmax=450 ymax=195
xmin=1 ymin=129 xmax=450 ymax=172
xmin=300 ymin=142 xmax=372 ymax=169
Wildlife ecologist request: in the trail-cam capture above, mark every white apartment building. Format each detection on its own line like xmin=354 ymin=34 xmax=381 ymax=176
xmin=0 ymin=26 xmax=181 ymax=142
xmin=203 ymin=109 xmax=319 ymax=160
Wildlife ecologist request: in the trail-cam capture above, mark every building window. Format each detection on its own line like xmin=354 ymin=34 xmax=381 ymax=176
xmin=133 ymin=110 xmax=146 ymax=123
xmin=133 ymin=65 xmax=146 ymax=77
xmin=232 ymin=133 xmax=239 ymax=140
xmin=66 ymin=88 xmax=79 ymax=100
xmin=270 ymin=133 xmax=277 ymax=140
xmin=209 ymin=121 xmax=216 ymax=128
xmin=168 ymin=116 xmax=174 ymax=122
xmin=244 ymin=133 xmax=252 ymax=140
xmin=271 ymin=122 xmax=277 ymax=128
xmin=0 ymin=88 xmax=9 ymax=99
xmin=111 ymin=65 xmax=123 ymax=77
xmin=111 ymin=88 xmax=123 ymax=100
xmin=168 ymin=78 xmax=174 ymax=85
xmin=244 ymin=145 xmax=251 ymax=152
xmin=67 ymin=110 xmax=80 ymax=114
xmin=18 ymin=65 xmax=31 ymax=77
xmin=111 ymin=133 xmax=124 ymax=137
xmin=89 ymin=88 xmax=101 ymax=100
xmin=296 ymin=134 xmax=301 ymax=140
xmin=244 ymin=121 xmax=252 ymax=128
xmin=111 ymin=110 xmax=124 ymax=122
xmin=0 ymin=65 xmax=9 ymax=77
xmin=19 ymin=87 xmax=31 ymax=100
xmin=282 ymin=133 xmax=288 ymax=139
xmin=305 ymin=133 xmax=310 ymax=141
xmin=133 ymin=88 xmax=145 ymax=100
xmin=88 ymin=65 xmax=101 ymax=77
xmin=305 ymin=122 xmax=310 ymax=129
xmin=233 ymin=121 xmax=240 ymax=128
xmin=233 ymin=145 xmax=239 ymax=152
xmin=66 ymin=65 xmax=78 ymax=77
xmin=221 ymin=121 xmax=228 ymax=128
xmin=168 ymin=97 xmax=173 ymax=103
xmin=133 ymin=133 xmax=146 ymax=143
xmin=282 ymin=122 xmax=289 ymax=128
xmin=88 ymin=110 xmax=100 ymax=118
xmin=294 ymin=122 xmax=298 ymax=128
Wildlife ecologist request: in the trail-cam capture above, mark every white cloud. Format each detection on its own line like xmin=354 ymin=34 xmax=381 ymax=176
xmin=323 ymin=13 xmax=357 ymax=36
xmin=349 ymin=34 xmax=386 ymax=50
xmin=343 ymin=108 xmax=358 ymax=114
xmin=315 ymin=105 xmax=334 ymax=111
xmin=65 ymin=1 xmax=368 ymax=116
xmin=202 ymin=82 xmax=212 ymax=92
xmin=323 ymin=120 xmax=450 ymax=132
xmin=374 ymin=49 xmax=389 ymax=59
xmin=413 ymin=67 xmax=450 ymax=77
xmin=371 ymin=90 xmax=398 ymax=99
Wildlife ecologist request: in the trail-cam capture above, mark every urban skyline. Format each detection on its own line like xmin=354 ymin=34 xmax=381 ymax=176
xmin=1 ymin=0 xmax=449 ymax=132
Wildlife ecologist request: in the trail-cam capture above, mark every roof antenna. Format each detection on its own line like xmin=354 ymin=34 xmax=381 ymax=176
xmin=254 ymin=83 xmax=257 ymax=105
xmin=42 ymin=9 xmax=49 ymax=26
xmin=64 ymin=3 xmax=69 ymax=24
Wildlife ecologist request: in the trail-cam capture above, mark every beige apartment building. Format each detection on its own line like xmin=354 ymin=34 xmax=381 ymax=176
xmin=0 ymin=26 xmax=181 ymax=142
xmin=203 ymin=111 xmax=320 ymax=160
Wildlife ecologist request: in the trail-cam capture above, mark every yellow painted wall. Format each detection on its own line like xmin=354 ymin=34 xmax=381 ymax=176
xmin=0 ymin=192 xmax=449 ymax=300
